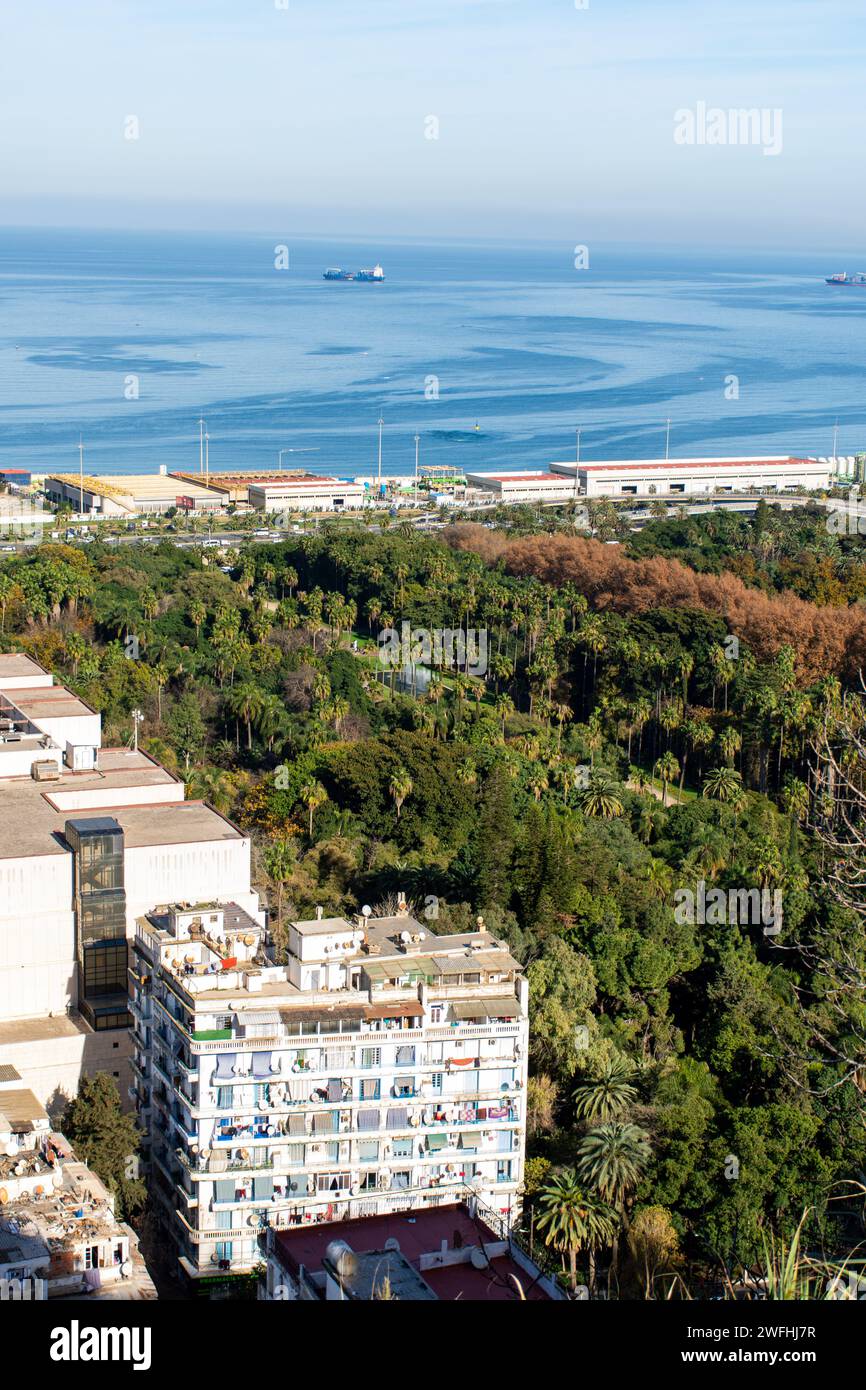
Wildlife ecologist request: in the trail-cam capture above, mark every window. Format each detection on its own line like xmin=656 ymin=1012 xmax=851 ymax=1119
xmin=317 ymin=1172 xmax=350 ymax=1193
xmin=358 ymin=1140 xmax=379 ymax=1164
xmin=361 ymin=1047 xmax=381 ymax=1069
xmin=391 ymin=1137 xmax=413 ymax=1159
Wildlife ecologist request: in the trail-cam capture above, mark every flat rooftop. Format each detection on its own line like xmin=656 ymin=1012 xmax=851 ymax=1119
xmin=48 ymin=473 xmax=219 ymax=500
xmin=0 ymin=653 xmax=51 ymax=682
xmin=552 ymin=455 xmax=816 ymax=474
xmin=0 ymin=756 xmax=240 ymax=860
xmin=469 ymin=471 xmax=569 ymax=482
xmin=273 ymin=1204 xmax=551 ymax=1302
xmin=2 ymin=685 xmax=96 ymax=722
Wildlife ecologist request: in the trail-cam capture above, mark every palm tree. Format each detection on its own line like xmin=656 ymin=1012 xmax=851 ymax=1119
xmin=702 ymin=765 xmax=745 ymax=805
xmin=229 ymin=681 xmax=266 ymax=751
xmin=189 ymin=600 xmax=207 ymax=639
xmin=573 ymin=1057 xmax=637 ymax=1122
xmin=300 ymin=779 xmax=327 ymax=837
xmin=263 ymin=838 xmax=296 ymax=938
xmin=535 ymin=1168 xmax=618 ymax=1293
xmin=389 ymin=768 xmax=413 ymax=819
xmin=577 ymin=1121 xmax=651 ymax=1279
xmin=577 ymin=771 xmax=624 ymax=819
xmin=653 ymin=750 xmax=680 ymax=806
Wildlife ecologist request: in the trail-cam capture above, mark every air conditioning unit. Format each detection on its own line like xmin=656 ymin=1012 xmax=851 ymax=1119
xmin=32 ymin=759 xmax=61 ymax=782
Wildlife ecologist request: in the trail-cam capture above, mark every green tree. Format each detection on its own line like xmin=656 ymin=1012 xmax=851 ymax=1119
xmin=61 ymin=1073 xmax=145 ymax=1221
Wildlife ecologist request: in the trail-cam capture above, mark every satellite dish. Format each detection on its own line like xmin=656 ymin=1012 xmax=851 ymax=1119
xmin=361 ymin=905 xmax=372 ymax=918
xmin=383 ymin=1237 xmax=401 ymax=1253
xmin=400 ymin=930 xmax=411 ymax=943
xmin=470 ymin=1247 xmax=488 ymax=1270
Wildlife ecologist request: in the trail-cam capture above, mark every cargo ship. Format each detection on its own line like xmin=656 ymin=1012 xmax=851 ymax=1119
xmin=825 ymin=271 xmax=866 ymax=286
xmin=323 ymin=264 xmax=385 ymax=282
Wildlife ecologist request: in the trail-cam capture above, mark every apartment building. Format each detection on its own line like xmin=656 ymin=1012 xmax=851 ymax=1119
xmin=0 ymin=653 xmax=264 ymax=1112
xmin=130 ymin=903 xmax=529 ymax=1293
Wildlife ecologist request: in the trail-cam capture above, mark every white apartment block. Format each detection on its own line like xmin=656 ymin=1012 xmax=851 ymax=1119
xmin=0 ymin=653 xmax=263 ymax=1113
xmin=130 ymin=904 xmax=529 ymax=1292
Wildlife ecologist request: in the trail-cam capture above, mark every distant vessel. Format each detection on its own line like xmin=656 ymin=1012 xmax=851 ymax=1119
xmin=323 ymin=268 xmax=354 ymax=280
xmin=825 ymin=271 xmax=866 ymax=286
xmin=353 ymin=264 xmax=385 ymax=282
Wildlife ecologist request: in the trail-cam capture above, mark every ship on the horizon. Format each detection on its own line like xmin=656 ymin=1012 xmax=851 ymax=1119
xmin=825 ymin=271 xmax=866 ymax=286
xmin=323 ymin=263 xmax=385 ymax=282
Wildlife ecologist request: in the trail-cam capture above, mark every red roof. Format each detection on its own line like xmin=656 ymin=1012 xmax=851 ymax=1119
xmin=272 ymin=1203 xmax=552 ymax=1301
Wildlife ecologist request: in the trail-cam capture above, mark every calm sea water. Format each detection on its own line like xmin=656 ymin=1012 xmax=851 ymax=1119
xmin=1 ymin=229 xmax=865 ymax=478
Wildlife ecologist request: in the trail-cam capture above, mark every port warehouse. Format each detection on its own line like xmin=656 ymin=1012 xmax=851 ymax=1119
xmin=247 ymin=478 xmax=365 ymax=511
xmin=548 ymin=455 xmax=833 ymax=499
xmin=45 ymin=472 xmax=223 ymax=516
xmin=38 ymin=455 xmax=839 ymax=519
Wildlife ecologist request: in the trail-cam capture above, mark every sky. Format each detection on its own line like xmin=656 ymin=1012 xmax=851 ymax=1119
xmin=1 ymin=0 xmax=865 ymax=249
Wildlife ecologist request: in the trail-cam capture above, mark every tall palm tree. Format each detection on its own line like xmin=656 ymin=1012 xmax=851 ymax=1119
xmin=577 ymin=1121 xmax=651 ymax=1279
xmin=300 ymin=779 xmax=327 ymax=837
xmin=535 ymin=1169 xmax=618 ymax=1293
xmin=389 ymin=768 xmax=413 ymax=819
xmin=654 ymin=750 xmax=680 ymax=806
xmin=573 ymin=1057 xmax=637 ymax=1122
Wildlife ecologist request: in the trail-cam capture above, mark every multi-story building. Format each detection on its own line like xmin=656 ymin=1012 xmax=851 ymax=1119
xmin=0 ymin=653 xmax=264 ymax=1112
xmin=130 ymin=902 xmax=528 ymax=1293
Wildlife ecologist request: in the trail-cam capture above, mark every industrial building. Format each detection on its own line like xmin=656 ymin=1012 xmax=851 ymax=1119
xmin=130 ymin=902 xmax=529 ymax=1290
xmin=549 ymin=455 xmax=833 ymax=498
xmin=0 ymin=653 xmax=264 ymax=1112
xmin=466 ymin=470 xmax=579 ymax=504
xmin=45 ymin=471 xmax=222 ymax=517
xmin=248 ymin=476 xmax=365 ymax=512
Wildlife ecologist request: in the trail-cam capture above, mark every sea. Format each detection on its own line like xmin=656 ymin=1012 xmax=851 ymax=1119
xmin=1 ymin=228 xmax=865 ymax=480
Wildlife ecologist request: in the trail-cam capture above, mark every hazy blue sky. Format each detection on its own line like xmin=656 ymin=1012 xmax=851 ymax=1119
xmin=2 ymin=0 xmax=865 ymax=248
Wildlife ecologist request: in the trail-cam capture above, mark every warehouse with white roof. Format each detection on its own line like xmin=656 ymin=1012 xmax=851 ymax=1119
xmin=549 ymin=455 xmax=833 ymax=498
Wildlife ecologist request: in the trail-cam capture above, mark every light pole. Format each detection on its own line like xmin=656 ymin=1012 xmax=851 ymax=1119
xmin=131 ymin=708 xmax=144 ymax=753
xmin=78 ymin=436 xmax=85 ymax=516
xmin=573 ymin=427 xmax=581 ymax=502
xmin=414 ymin=433 xmax=420 ymax=508
xmin=664 ymin=417 xmax=671 ymax=462
xmin=377 ymin=415 xmax=384 ymax=494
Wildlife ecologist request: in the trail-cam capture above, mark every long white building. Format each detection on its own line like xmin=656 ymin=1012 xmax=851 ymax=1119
xmin=549 ymin=455 xmax=833 ymax=498
xmin=130 ymin=903 xmax=529 ymax=1293
xmin=0 ymin=653 xmax=263 ymax=1113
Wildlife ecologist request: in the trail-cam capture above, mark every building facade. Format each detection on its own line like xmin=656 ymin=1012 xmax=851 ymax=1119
xmin=0 ymin=653 xmax=263 ymax=1113
xmin=466 ymin=470 xmax=579 ymax=504
xmin=130 ymin=904 xmax=528 ymax=1291
xmin=248 ymin=477 xmax=365 ymax=512
xmin=549 ymin=455 xmax=833 ymax=498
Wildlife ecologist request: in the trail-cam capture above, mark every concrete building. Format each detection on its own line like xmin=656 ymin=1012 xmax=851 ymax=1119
xmin=248 ymin=476 xmax=365 ymax=513
xmin=0 ymin=1069 xmax=154 ymax=1300
xmin=0 ymin=653 xmax=264 ymax=1113
xmin=466 ymin=470 xmax=579 ymax=504
xmin=45 ymin=473 xmax=222 ymax=517
xmin=261 ymin=1201 xmax=563 ymax=1301
xmin=549 ymin=455 xmax=833 ymax=498
xmin=130 ymin=903 xmax=528 ymax=1293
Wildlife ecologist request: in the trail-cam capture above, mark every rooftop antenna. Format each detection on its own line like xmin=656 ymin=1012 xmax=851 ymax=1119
xmin=377 ymin=415 xmax=384 ymax=492
xmin=665 ymin=417 xmax=671 ymax=462
xmin=78 ymin=436 xmax=85 ymax=515
xmin=131 ymin=708 xmax=144 ymax=753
